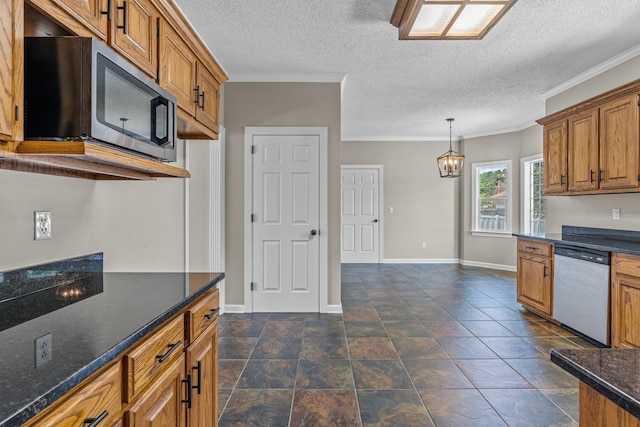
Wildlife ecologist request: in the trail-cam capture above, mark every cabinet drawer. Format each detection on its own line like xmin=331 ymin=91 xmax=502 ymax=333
xmin=186 ymin=288 xmax=220 ymax=344
xmin=518 ymin=239 xmax=553 ymax=257
xmin=123 ymin=314 xmax=185 ymax=403
xmin=27 ymin=362 xmax=121 ymax=427
xmin=612 ymin=252 xmax=640 ymax=277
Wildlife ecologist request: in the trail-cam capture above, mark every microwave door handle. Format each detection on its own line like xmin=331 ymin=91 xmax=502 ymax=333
xmin=150 ymin=96 xmax=169 ymax=147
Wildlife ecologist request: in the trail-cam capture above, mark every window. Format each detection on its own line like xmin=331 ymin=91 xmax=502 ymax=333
xmin=521 ymin=155 xmax=545 ymax=235
xmin=472 ymin=160 xmax=512 ymax=236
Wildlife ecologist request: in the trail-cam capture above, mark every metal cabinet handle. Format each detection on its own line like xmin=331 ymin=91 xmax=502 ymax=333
xmin=543 ymin=265 xmax=548 ymax=277
xmin=84 ymin=411 xmax=109 ymax=426
xmin=117 ymin=1 xmax=128 ymax=34
xmin=182 ymin=374 xmax=192 ymax=409
xmin=204 ymin=308 xmax=219 ymax=320
xmin=193 ymin=86 xmax=200 ymax=105
xmin=192 ymin=360 xmax=202 ymax=395
xmin=101 ymin=0 xmax=112 ymax=20
xmin=155 ymin=340 xmax=182 ymax=363
xmin=199 ymin=91 xmax=205 ymax=111
xmin=590 ymin=170 xmax=595 ymax=183
xmin=599 ymin=169 xmax=604 ymax=182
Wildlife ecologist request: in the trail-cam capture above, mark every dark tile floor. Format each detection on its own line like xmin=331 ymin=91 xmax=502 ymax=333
xmin=217 ymin=263 xmax=597 ymax=426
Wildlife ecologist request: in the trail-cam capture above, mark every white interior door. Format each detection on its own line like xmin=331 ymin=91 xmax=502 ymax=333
xmin=249 ymin=130 xmax=323 ymax=312
xmin=341 ymin=166 xmax=381 ymax=263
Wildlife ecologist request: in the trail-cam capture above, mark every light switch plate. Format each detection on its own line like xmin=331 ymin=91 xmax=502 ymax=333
xmin=34 ymin=211 xmax=52 ymax=240
xmin=613 ymin=208 xmax=621 ymax=220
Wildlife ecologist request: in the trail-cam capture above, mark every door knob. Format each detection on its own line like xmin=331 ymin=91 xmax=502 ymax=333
xmin=373 ymin=219 xmax=378 ymax=223
xmin=310 ymin=230 xmax=318 ymax=236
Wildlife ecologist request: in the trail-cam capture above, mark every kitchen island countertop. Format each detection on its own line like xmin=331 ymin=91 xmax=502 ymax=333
xmin=0 ymin=271 xmax=224 ymax=426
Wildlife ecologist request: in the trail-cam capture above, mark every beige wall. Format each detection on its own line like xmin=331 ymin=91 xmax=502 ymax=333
xmin=544 ymin=55 xmax=640 ymax=234
xmin=341 ymin=140 xmax=459 ymax=261
xmin=0 ymin=141 xmax=216 ymax=273
xmin=222 ymin=82 xmax=342 ymax=307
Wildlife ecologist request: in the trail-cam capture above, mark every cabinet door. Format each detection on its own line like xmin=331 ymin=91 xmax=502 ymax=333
xmin=159 ymin=21 xmax=198 ymax=117
xmin=52 ymin=0 xmax=108 ymax=40
xmin=568 ymin=109 xmax=599 ymax=192
xmin=125 ymin=354 xmax=188 ymax=427
xmin=599 ymin=94 xmax=640 ymax=190
xmin=517 ymin=253 xmax=552 ymax=316
xmin=195 ymin=64 xmax=221 ymax=134
xmin=186 ymin=320 xmax=218 ymax=427
xmin=0 ymin=0 xmax=21 ymax=142
xmin=611 ymin=253 xmax=640 ymax=349
xmin=26 ymin=362 xmax=122 ymax=427
xmin=111 ymin=0 xmax=158 ymax=78
xmin=543 ymin=120 xmax=568 ymax=194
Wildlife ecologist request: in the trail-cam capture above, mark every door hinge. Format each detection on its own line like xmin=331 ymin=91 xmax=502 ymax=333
xmin=251 ymin=214 xmax=255 ymax=223
xmin=251 ymin=282 xmax=256 ymax=291
xmin=251 ymin=145 xmax=256 ymax=154
xmin=14 ymin=106 xmax=19 ymax=121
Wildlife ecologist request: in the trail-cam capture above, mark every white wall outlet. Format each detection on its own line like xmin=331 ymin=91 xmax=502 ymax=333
xmin=389 ymin=207 xmax=394 ymax=214
xmin=34 ymin=211 xmax=52 ymax=240
xmin=35 ymin=333 xmax=52 ymax=367
xmin=421 ymin=242 xmax=426 ymax=249
xmin=613 ymin=208 xmax=621 ymax=220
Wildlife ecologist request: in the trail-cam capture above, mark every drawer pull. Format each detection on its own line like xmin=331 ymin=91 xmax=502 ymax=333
xmin=204 ymin=308 xmax=220 ymax=320
xmin=182 ymin=374 xmax=193 ymax=409
xmin=192 ymin=360 xmax=202 ymax=394
xmin=524 ymin=246 xmax=538 ymax=251
xmin=155 ymin=340 xmax=182 ymax=363
xmin=84 ymin=411 xmax=109 ymax=426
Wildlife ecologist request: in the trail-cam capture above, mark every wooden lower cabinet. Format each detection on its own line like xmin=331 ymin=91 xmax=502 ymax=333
xmin=611 ymin=253 xmax=640 ymax=349
xmin=186 ymin=320 xmax=218 ymax=427
xmin=580 ymin=382 xmax=640 ymax=427
xmin=124 ymin=353 xmax=187 ymax=427
xmin=517 ymin=239 xmax=553 ymax=317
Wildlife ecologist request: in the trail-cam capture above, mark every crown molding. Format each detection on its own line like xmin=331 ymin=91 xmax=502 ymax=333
xmin=542 ymin=43 xmax=640 ymax=100
xmin=228 ymin=73 xmax=346 ymax=83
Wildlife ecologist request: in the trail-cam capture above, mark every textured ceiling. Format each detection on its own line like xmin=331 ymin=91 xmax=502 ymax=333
xmin=174 ymin=0 xmax=640 ymax=140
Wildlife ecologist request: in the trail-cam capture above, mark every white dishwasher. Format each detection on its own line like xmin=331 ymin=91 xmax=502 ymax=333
xmin=553 ymin=243 xmax=610 ymax=346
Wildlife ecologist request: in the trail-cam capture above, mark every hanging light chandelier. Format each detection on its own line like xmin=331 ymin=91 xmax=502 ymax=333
xmin=437 ymin=118 xmax=465 ymax=178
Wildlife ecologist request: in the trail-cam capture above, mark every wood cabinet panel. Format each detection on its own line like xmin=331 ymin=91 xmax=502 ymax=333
xmin=123 ymin=314 xmax=185 ymax=402
xmin=611 ymin=253 xmax=640 ymax=349
xmin=159 ymin=21 xmax=198 ymax=114
xmin=51 ymin=0 xmax=108 ymax=40
xmin=25 ymin=362 xmax=121 ymax=427
xmin=543 ymin=120 xmax=568 ymax=194
xmin=568 ymin=109 xmax=599 ymax=192
xmin=110 ymin=0 xmax=158 ymax=78
xmin=579 ymin=381 xmax=640 ymax=427
xmin=599 ymin=94 xmax=640 ymax=190
xmin=125 ymin=353 xmax=187 ymax=427
xmin=186 ymin=321 xmax=218 ymax=427
xmin=195 ymin=65 xmax=220 ymax=134
xmin=517 ymin=238 xmax=553 ymax=317
xmin=0 ymin=0 xmax=22 ymax=143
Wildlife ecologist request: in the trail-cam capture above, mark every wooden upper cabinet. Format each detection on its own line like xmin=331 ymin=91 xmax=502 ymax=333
xmin=568 ymin=109 xmax=599 ymax=192
xmin=51 ymin=0 xmax=108 ymax=40
xmin=159 ymin=21 xmax=221 ymax=138
xmin=110 ymin=0 xmax=158 ymax=78
xmin=599 ymin=94 xmax=640 ymax=190
xmin=160 ymin=21 xmax=198 ymax=114
xmin=0 ymin=0 xmax=22 ymax=143
xmin=543 ymin=120 xmax=568 ymax=194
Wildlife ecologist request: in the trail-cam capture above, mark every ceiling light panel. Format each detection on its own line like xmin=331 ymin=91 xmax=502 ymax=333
xmin=392 ymin=0 xmax=518 ymax=40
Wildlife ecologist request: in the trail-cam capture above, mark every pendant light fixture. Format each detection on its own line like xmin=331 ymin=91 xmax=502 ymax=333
xmin=437 ymin=118 xmax=464 ymax=178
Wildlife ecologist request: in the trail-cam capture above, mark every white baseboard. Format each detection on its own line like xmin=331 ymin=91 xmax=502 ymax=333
xmin=326 ymin=304 xmax=343 ymax=314
xmin=223 ymin=304 xmax=246 ymax=314
xmin=383 ymin=258 xmax=460 ymax=264
xmin=460 ymin=259 xmax=516 ymax=272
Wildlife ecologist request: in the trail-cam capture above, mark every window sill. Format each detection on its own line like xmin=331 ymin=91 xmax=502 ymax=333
xmin=471 ymin=230 xmax=513 ymax=238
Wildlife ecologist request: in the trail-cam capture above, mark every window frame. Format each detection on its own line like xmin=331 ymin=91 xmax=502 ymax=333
xmin=471 ymin=159 xmax=513 ymax=237
xmin=520 ymin=154 xmax=545 ymax=235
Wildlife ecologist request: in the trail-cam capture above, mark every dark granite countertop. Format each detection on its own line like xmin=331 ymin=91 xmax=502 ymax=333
xmin=514 ymin=225 xmax=640 ymax=256
xmin=0 ymin=269 xmax=224 ymax=426
xmin=551 ymin=348 xmax=640 ymax=418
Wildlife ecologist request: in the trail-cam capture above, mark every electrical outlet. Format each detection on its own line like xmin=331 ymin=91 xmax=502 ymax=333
xmin=613 ymin=208 xmax=621 ymax=220
xmin=421 ymin=242 xmax=427 ymax=249
xmin=35 ymin=333 xmax=52 ymax=367
xmin=34 ymin=211 xmax=52 ymax=240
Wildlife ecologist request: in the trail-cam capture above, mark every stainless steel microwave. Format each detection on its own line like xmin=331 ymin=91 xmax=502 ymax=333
xmin=24 ymin=37 xmax=177 ymax=162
